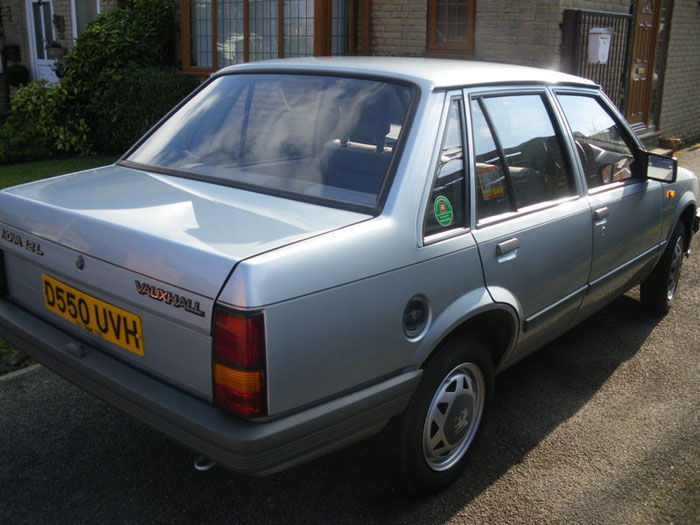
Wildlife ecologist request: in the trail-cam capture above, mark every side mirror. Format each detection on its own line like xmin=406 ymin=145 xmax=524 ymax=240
xmin=643 ymin=151 xmax=677 ymax=183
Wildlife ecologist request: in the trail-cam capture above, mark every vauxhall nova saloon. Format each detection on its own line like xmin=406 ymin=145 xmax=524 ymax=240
xmin=1 ymin=58 xmax=698 ymax=494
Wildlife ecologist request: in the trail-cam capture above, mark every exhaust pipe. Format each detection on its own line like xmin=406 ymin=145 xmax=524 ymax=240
xmin=194 ymin=455 xmax=216 ymax=472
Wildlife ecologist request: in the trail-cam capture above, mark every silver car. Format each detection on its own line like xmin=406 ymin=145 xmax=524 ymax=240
xmin=1 ymin=58 xmax=698 ymax=494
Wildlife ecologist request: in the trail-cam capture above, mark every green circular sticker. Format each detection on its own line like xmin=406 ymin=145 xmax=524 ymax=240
xmin=434 ymin=196 xmax=454 ymax=227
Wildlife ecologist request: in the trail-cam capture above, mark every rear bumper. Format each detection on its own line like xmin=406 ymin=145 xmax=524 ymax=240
xmin=0 ymin=298 xmax=420 ymax=475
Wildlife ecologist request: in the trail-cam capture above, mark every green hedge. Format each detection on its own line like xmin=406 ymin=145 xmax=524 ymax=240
xmin=90 ymin=67 xmax=199 ymax=153
xmin=0 ymin=81 xmax=90 ymax=163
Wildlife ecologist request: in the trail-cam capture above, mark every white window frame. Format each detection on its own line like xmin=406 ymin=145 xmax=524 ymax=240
xmin=24 ymin=0 xmax=57 ymax=82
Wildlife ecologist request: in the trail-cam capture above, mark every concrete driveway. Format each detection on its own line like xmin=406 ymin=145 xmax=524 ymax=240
xmin=1 ymin=152 xmax=699 ymax=524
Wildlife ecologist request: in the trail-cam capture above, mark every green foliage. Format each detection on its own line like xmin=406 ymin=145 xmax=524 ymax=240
xmin=62 ymin=0 xmax=177 ymax=88
xmin=0 ymin=0 xmax=194 ymax=161
xmin=0 ymin=81 xmax=91 ymax=163
xmin=90 ymin=67 xmax=199 ymax=153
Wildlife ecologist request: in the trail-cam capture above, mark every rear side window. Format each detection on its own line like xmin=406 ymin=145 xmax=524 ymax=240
xmin=471 ymin=94 xmax=577 ymax=222
xmin=424 ymin=99 xmax=467 ymax=238
xmin=557 ymin=94 xmax=636 ymax=190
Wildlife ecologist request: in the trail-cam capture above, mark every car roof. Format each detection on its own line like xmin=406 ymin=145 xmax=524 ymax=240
xmin=218 ymin=57 xmax=597 ymax=90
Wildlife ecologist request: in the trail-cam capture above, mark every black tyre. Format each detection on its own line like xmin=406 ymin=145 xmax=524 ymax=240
xmin=394 ymin=335 xmax=493 ymax=495
xmin=641 ymin=221 xmax=686 ymax=315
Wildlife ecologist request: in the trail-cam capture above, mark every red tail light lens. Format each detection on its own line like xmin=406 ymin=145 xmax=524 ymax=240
xmin=214 ymin=311 xmax=264 ymax=367
xmin=212 ymin=307 xmax=266 ymax=417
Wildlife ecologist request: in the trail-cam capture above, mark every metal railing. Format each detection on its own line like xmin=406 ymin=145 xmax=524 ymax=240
xmin=561 ymin=9 xmax=634 ymax=110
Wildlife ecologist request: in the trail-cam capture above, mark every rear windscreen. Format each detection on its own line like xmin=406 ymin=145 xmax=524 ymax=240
xmin=126 ymin=74 xmax=414 ymax=209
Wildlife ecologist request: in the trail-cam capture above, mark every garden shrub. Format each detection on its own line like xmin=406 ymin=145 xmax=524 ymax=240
xmin=62 ymin=0 xmax=177 ymax=87
xmin=0 ymin=81 xmax=90 ymax=163
xmin=0 ymin=0 xmax=197 ymax=161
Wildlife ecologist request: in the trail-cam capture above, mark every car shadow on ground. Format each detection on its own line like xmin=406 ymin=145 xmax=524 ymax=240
xmin=1 ymin=293 xmax=662 ymax=524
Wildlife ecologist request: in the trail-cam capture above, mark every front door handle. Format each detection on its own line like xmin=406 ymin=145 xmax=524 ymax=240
xmin=594 ymin=207 xmax=609 ymax=221
xmin=496 ymin=237 xmax=519 ymax=256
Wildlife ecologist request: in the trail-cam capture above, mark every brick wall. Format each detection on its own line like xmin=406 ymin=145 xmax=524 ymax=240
xmin=53 ymin=0 xmax=73 ymax=48
xmin=363 ymin=0 xmax=698 ymax=143
xmin=473 ymin=0 xmax=562 ymax=68
xmin=368 ymin=1 xmax=635 ymax=68
xmin=658 ymin=1 xmax=700 ymax=142
xmin=368 ymin=0 xmax=427 ymax=56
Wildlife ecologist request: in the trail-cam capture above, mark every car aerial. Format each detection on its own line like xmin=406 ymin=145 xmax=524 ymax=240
xmin=1 ymin=57 xmax=698 ymax=495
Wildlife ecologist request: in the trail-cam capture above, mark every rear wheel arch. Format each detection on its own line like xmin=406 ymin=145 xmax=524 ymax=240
xmin=420 ymin=306 xmax=518 ymax=373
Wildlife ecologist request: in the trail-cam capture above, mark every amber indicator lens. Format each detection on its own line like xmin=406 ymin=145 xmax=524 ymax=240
xmin=212 ymin=307 xmax=266 ymax=417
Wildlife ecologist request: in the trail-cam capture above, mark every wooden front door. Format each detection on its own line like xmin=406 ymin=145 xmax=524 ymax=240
xmin=626 ymin=0 xmax=662 ymax=130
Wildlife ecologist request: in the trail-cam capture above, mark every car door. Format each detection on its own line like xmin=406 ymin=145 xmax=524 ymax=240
xmin=467 ymin=89 xmax=593 ymax=358
xmin=554 ymin=90 xmax=663 ymax=318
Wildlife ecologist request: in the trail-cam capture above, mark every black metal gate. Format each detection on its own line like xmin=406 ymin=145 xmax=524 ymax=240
xmin=561 ymin=9 xmax=634 ymax=110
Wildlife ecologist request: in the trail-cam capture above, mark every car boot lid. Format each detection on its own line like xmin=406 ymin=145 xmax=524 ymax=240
xmin=0 ymin=165 xmax=370 ymax=298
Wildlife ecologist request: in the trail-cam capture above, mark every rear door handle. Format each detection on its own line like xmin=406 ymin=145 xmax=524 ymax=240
xmin=496 ymin=237 xmax=519 ymax=256
xmin=594 ymin=207 xmax=609 ymax=221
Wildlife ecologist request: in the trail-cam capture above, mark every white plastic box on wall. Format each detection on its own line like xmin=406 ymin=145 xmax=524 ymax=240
xmin=588 ymin=28 xmax=613 ymax=64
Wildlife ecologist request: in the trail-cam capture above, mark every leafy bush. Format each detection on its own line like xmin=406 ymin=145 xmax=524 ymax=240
xmin=0 ymin=81 xmax=90 ymax=163
xmin=90 ymin=67 xmax=199 ymax=153
xmin=0 ymin=0 xmax=197 ymax=162
xmin=62 ymin=0 xmax=177 ymax=87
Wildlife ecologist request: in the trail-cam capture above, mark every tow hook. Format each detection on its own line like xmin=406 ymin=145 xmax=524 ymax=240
xmin=194 ymin=455 xmax=216 ymax=472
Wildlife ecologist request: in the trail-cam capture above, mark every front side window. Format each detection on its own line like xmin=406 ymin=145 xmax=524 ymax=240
xmin=557 ymin=94 xmax=636 ymax=190
xmin=471 ymin=94 xmax=577 ymax=222
xmin=424 ymin=99 xmax=467 ymax=238
xmin=126 ymin=74 xmax=414 ymax=210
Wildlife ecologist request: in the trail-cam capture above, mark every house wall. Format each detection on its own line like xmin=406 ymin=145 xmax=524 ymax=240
xmin=657 ymin=1 xmax=700 ymax=141
xmin=1 ymin=0 xmax=31 ymax=116
xmin=364 ymin=0 xmax=699 ymax=143
xmin=368 ymin=1 xmax=633 ymax=68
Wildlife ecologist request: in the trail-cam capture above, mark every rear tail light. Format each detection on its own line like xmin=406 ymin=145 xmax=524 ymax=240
xmin=212 ymin=307 xmax=266 ymax=417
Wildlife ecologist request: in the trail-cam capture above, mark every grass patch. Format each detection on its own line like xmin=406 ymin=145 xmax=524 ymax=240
xmin=0 ymin=338 xmax=31 ymax=374
xmin=0 ymin=155 xmax=118 ymax=189
xmin=1 ymin=155 xmax=117 ymax=373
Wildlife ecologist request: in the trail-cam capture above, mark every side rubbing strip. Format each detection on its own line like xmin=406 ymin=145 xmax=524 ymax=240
xmin=0 ymin=251 xmax=7 ymax=297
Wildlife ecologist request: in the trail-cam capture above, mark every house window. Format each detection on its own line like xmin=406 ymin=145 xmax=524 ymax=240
xmin=183 ymin=0 xmax=352 ymax=73
xmin=427 ymin=0 xmax=475 ymax=53
xmin=72 ymin=0 xmax=101 ymax=38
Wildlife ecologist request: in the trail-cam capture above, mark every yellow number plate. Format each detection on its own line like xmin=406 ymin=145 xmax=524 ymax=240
xmin=42 ymin=274 xmax=144 ymax=356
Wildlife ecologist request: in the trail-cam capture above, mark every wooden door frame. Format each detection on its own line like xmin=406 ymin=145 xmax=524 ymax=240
xmin=181 ymin=0 xmax=345 ymax=76
xmin=625 ymin=0 xmax=673 ymax=135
